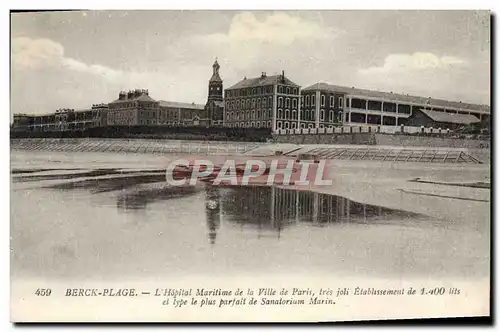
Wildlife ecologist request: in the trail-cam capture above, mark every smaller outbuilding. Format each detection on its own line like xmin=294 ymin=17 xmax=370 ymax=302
xmin=405 ymin=108 xmax=481 ymax=130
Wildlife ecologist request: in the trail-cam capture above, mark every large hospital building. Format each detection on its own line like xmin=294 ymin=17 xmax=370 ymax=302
xmin=12 ymin=60 xmax=490 ymax=134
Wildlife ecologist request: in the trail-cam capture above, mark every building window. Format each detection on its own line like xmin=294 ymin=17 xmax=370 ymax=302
xmin=269 ymin=97 xmax=272 ymax=106
xmin=251 ymin=110 xmax=255 ymax=119
xmin=263 ymin=98 xmax=267 ymax=107
xmin=285 ymin=109 xmax=290 ymax=119
xmin=257 ymin=98 xmax=261 ymax=108
xmin=278 ymin=97 xmax=283 ymax=108
xmin=286 ymin=87 xmax=290 ymax=94
xmin=256 ymin=121 xmax=260 ymax=127
xmin=236 ymin=100 xmax=240 ymax=109
xmin=305 ymin=95 xmax=310 ymax=106
xmin=294 ymin=88 xmax=298 ymax=95
xmin=277 ymin=121 xmax=282 ymax=129
xmin=292 ymin=99 xmax=297 ymax=108
xmin=321 ymin=95 xmax=326 ymax=106
xmin=368 ymin=100 xmax=382 ymax=111
xmin=285 ymin=98 xmax=290 ymax=108
xmin=329 ymin=110 xmax=334 ymax=122
xmin=311 ymin=96 xmax=315 ymax=106
xmin=320 ymin=109 xmax=325 ymax=121
xmin=278 ymin=109 xmax=283 ymax=118
xmin=292 ymin=110 xmax=297 ymax=119
xmin=338 ymin=97 xmax=343 ymax=108
xmin=330 ymin=96 xmax=334 ymax=108
xmin=398 ymin=104 xmax=411 ymax=114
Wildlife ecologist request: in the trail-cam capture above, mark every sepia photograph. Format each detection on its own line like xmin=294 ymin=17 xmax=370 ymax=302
xmin=9 ymin=9 xmax=491 ymax=323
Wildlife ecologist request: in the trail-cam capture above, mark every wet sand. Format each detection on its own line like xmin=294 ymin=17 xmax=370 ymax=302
xmin=10 ymin=150 xmax=490 ymax=282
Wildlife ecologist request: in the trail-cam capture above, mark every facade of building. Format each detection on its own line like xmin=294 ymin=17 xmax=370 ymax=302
xmin=158 ymin=100 xmax=208 ymax=126
xmin=104 ymin=89 xmax=208 ymax=127
xmin=91 ymin=103 xmax=109 ymax=127
xmin=204 ymin=59 xmax=225 ymax=126
xmin=302 ymin=83 xmax=490 ymax=129
xmin=12 ymin=114 xmax=34 ymax=132
xmin=107 ymin=89 xmax=158 ymax=126
xmin=224 ymin=71 xmax=300 ymax=132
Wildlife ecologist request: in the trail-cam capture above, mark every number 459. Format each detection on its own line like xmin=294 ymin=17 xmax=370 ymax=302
xmin=35 ymin=288 xmax=52 ymax=296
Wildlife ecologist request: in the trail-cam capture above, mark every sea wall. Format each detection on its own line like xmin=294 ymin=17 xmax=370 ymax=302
xmin=276 ymin=133 xmax=490 ymax=149
xmin=10 ymin=138 xmax=262 ymax=156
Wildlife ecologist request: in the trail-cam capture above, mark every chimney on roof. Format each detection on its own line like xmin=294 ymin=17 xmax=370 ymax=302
xmin=244 ymin=76 xmax=247 ymax=80
xmin=281 ymin=70 xmax=285 ymax=83
xmin=119 ymin=91 xmax=126 ymax=100
xmin=261 ymin=72 xmax=267 ymax=78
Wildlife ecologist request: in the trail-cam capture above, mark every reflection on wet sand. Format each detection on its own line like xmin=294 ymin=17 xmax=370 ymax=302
xmin=203 ymin=185 xmax=426 ymax=243
xmin=117 ymin=186 xmax=200 ymax=210
xmin=12 ymin=167 xmax=427 ymax=245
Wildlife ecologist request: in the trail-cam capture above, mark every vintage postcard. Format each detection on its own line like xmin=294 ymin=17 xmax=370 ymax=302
xmin=10 ymin=10 xmax=491 ymax=322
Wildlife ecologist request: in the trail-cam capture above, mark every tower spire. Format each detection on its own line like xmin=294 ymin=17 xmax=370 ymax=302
xmin=210 ymin=58 xmax=222 ymax=82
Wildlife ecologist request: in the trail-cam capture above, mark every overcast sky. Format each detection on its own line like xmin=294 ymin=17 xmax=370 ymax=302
xmin=11 ymin=10 xmax=490 ymax=115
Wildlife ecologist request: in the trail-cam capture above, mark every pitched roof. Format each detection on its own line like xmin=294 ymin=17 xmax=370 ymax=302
xmin=303 ymin=82 xmax=490 ymax=113
xmin=159 ymin=100 xmax=205 ymax=110
xmin=109 ymin=93 xmax=157 ymax=104
xmin=227 ymin=74 xmax=299 ymax=90
xmin=210 ymin=72 xmax=223 ymax=82
xmin=418 ymin=109 xmax=481 ymax=125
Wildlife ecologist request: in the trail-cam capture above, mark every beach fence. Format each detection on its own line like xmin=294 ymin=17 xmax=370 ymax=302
xmin=10 ymin=138 xmax=262 ymax=156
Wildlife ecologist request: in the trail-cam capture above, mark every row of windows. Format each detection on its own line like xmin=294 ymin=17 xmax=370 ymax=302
xmin=349 ymin=99 xmax=408 ymax=113
xmin=160 ymin=113 xmax=179 ymax=119
xmin=226 ymin=97 xmax=273 ymax=111
xmin=344 ymin=99 xmax=482 ymax=117
xmin=225 ymin=121 xmax=272 ymax=128
xmin=226 ymin=86 xmax=274 ymax=98
xmin=346 ymin=113 xmax=402 ymax=126
xmin=224 ymin=109 xmax=344 ymax=122
xmin=225 ymin=85 xmax=299 ymax=98
xmin=226 ymin=109 xmax=273 ymax=121
xmin=277 ymin=122 xmax=354 ymax=130
xmin=277 ymin=97 xmax=298 ymax=108
xmin=277 ymin=85 xmax=299 ymax=95
xmin=304 ymin=95 xmax=344 ymax=108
